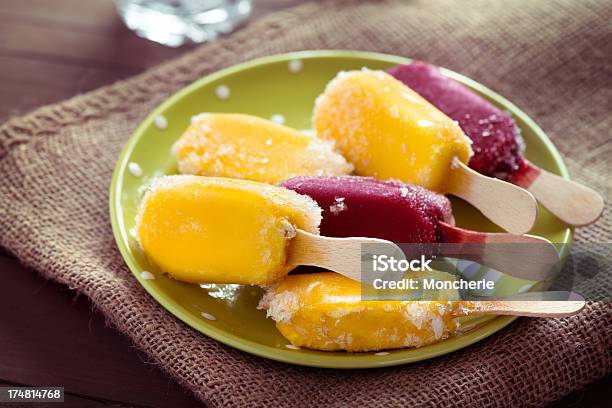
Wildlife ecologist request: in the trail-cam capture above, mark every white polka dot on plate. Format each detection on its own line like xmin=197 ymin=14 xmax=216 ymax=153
xmin=201 ymin=312 xmax=217 ymax=321
xmin=285 ymin=344 xmax=300 ymax=350
xmin=374 ymin=351 xmax=390 ymax=356
xmin=215 ymin=85 xmax=231 ymax=100
xmin=140 ymin=271 xmax=155 ymax=280
xmin=128 ymin=162 xmax=143 ymax=177
xmin=270 ymin=114 xmax=285 ymax=124
xmin=288 ymin=59 xmax=303 ymax=73
xmin=154 ymin=115 xmax=168 ymax=129
xmin=483 ymin=269 xmax=502 ymax=283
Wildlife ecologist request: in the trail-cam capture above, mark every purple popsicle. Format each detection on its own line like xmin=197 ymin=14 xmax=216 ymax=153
xmin=280 ymin=175 xmax=453 ymax=244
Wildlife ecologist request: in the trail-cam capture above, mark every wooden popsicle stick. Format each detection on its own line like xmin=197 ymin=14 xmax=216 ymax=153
xmin=438 ymin=222 xmax=559 ymax=281
xmin=287 ymin=229 xmax=402 ymax=282
xmin=511 ymin=160 xmax=604 ymax=227
xmin=456 ymin=291 xmax=585 ymax=317
xmin=447 ymin=160 xmax=538 ymax=235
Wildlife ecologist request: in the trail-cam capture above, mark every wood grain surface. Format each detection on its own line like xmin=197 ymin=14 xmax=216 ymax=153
xmin=0 ymin=1 xmax=608 ymax=407
xmin=0 ymin=0 xmax=303 ymax=122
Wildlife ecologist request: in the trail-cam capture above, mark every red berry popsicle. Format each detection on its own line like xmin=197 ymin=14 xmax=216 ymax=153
xmin=280 ymin=176 xmax=558 ymax=281
xmin=281 ymin=175 xmax=453 ymax=243
xmin=388 ymin=62 xmax=603 ymax=227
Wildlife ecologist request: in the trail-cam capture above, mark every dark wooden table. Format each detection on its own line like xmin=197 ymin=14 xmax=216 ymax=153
xmin=0 ymin=1 xmax=608 ymax=407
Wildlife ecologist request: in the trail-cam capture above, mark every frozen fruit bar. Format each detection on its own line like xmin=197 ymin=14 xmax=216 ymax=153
xmin=173 ymin=113 xmax=352 ymax=184
xmin=136 ymin=175 xmax=321 ymax=284
xmin=259 ymin=272 xmax=459 ymax=352
xmin=280 ymin=175 xmax=453 ymax=243
xmin=280 ymin=175 xmax=561 ymax=282
xmin=388 ymin=62 xmax=524 ymax=181
xmin=313 ymin=69 xmax=472 ymax=192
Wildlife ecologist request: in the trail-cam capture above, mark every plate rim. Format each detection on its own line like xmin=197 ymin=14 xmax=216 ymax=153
xmin=109 ymin=50 xmax=573 ymax=369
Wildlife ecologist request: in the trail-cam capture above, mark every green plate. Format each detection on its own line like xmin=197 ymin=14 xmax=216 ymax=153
xmin=109 ymin=51 xmax=572 ymax=368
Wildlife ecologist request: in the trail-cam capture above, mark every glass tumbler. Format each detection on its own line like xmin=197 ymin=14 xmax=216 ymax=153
xmin=115 ymin=0 xmax=252 ymax=47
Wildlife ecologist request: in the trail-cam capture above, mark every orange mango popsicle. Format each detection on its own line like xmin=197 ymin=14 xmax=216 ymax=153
xmin=173 ymin=113 xmax=352 ymax=184
xmin=136 ymin=175 xmax=321 ymax=284
xmin=313 ymin=69 xmax=472 ymax=192
xmin=259 ymin=272 xmax=460 ymax=352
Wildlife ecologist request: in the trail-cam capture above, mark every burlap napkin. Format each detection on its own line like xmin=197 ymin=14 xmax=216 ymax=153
xmin=1 ymin=0 xmax=610 ymax=406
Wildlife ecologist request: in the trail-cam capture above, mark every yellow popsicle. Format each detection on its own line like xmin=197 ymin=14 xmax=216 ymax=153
xmin=173 ymin=113 xmax=353 ymax=184
xmin=313 ymin=69 xmax=473 ymax=192
xmin=259 ymin=272 xmax=461 ymax=352
xmin=136 ymin=175 xmax=321 ymax=284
